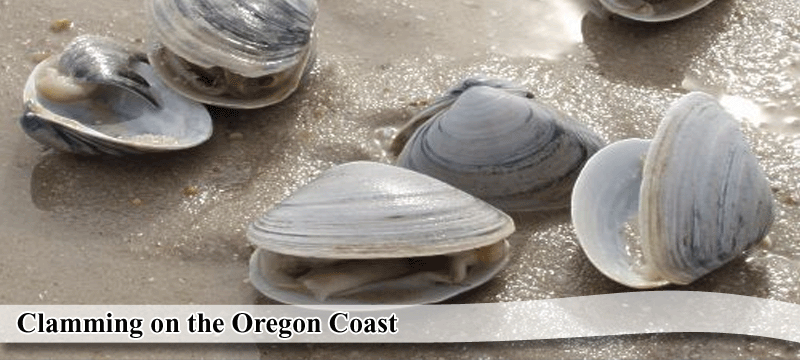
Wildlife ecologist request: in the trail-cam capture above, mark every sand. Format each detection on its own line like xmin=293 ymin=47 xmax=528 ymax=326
xmin=1 ymin=0 xmax=799 ymax=358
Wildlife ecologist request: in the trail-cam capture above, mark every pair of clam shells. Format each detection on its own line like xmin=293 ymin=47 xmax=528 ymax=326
xmin=20 ymin=0 xmax=317 ymax=155
xmin=389 ymin=79 xmax=773 ymax=290
xmin=389 ymin=80 xmax=772 ymax=289
xmin=572 ymin=92 xmax=774 ymax=288
xmin=248 ymin=78 xmax=607 ymax=305
xmin=247 ymin=82 xmax=773 ymax=305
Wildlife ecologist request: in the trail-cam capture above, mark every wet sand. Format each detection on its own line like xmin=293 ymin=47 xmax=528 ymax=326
xmin=1 ymin=0 xmax=799 ymax=358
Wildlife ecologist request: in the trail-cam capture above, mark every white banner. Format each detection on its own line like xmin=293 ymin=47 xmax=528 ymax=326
xmin=2 ymin=291 xmax=799 ymax=343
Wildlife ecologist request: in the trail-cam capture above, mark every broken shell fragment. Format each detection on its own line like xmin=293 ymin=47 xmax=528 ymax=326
xmin=571 ymin=92 xmax=774 ymax=288
xmin=247 ymin=161 xmax=515 ymax=305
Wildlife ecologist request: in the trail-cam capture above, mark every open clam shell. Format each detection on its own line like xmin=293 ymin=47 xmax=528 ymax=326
xmin=391 ymin=78 xmax=605 ymax=212
xmin=247 ymin=161 xmax=515 ymax=305
xmin=20 ymin=35 xmax=212 ymax=155
xmin=597 ymin=0 xmax=715 ymax=22
xmin=146 ymin=0 xmax=318 ymax=108
xmin=571 ymin=92 xmax=774 ymax=288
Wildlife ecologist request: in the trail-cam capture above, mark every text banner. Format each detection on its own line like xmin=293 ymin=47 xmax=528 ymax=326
xmin=2 ymin=291 xmax=798 ymax=343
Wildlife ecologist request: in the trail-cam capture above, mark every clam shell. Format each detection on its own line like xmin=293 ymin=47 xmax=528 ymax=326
xmin=571 ymin=92 xmax=774 ymax=288
xmin=249 ymin=161 xmax=514 ymax=258
xmin=20 ymin=35 xmax=212 ymax=155
xmin=598 ymin=0 xmax=715 ymax=22
xmin=146 ymin=0 xmax=317 ymax=108
xmin=393 ymin=78 xmax=605 ymax=212
xmin=247 ymin=161 xmax=515 ymax=304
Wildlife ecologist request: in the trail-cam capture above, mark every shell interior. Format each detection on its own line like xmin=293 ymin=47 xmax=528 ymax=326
xmin=571 ymin=92 xmax=774 ymax=288
xmin=571 ymin=138 xmax=670 ymax=288
xmin=395 ymin=79 xmax=605 ymax=212
xmin=249 ymin=240 xmax=509 ymax=305
xmin=21 ymin=36 xmax=212 ymax=155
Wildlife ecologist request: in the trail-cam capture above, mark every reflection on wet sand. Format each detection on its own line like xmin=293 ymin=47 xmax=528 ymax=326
xmin=581 ymin=0 xmax=732 ymax=88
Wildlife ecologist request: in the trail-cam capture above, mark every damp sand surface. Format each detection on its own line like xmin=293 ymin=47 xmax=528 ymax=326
xmin=2 ymin=0 xmax=800 ymax=358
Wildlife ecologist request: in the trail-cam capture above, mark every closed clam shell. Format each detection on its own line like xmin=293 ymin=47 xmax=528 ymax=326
xmin=571 ymin=92 xmax=774 ymax=288
xmin=146 ymin=0 xmax=317 ymax=108
xmin=20 ymin=35 xmax=212 ymax=155
xmin=598 ymin=0 xmax=715 ymax=22
xmin=247 ymin=161 xmax=515 ymax=305
xmin=393 ymin=78 xmax=605 ymax=212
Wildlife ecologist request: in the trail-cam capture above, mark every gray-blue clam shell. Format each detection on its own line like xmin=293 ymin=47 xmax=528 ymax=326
xmin=571 ymin=92 xmax=774 ymax=288
xmin=146 ymin=0 xmax=318 ymax=108
xmin=247 ymin=161 xmax=514 ymax=305
xmin=20 ymin=35 xmax=212 ymax=156
xmin=393 ymin=78 xmax=605 ymax=212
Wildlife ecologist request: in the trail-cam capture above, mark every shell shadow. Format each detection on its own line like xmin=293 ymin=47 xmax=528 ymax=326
xmin=684 ymin=256 xmax=771 ymax=297
xmin=28 ymin=149 xmax=213 ymax=228
xmin=26 ymin=104 xmax=291 ymax=233
xmin=581 ymin=0 xmax=734 ymax=88
xmin=30 ymin=152 xmax=194 ymax=209
xmin=444 ymin=208 xmax=629 ymax=303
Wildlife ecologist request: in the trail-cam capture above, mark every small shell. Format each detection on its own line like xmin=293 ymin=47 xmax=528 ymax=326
xmin=597 ymin=0 xmax=715 ymax=22
xmin=20 ymin=35 xmax=212 ymax=155
xmin=146 ymin=0 xmax=318 ymax=108
xmin=247 ymin=161 xmax=514 ymax=305
xmin=392 ymin=78 xmax=605 ymax=212
xmin=571 ymin=92 xmax=774 ymax=288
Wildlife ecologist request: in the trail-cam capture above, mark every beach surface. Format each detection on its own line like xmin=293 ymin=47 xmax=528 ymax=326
xmin=1 ymin=0 xmax=799 ymax=358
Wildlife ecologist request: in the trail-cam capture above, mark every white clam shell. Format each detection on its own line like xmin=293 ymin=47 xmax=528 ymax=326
xmin=394 ymin=78 xmax=605 ymax=212
xmin=20 ymin=35 xmax=212 ymax=155
xmin=571 ymin=92 xmax=774 ymax=288
xmin=247 ymin=161 xmax=515 ymax=305
xmin=598 ymin=0 xmax=715 ymax=22
xmin=146 ymin=0 xmax=317 ymax=108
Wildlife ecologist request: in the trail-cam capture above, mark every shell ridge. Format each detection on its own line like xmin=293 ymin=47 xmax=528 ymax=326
xmin=148 ymin=0 xmax=317 ymax=79
xmin=396 ymin=79 xmax=604 ymax=212
xmin=653 ymin=97 xmax=704 ymax=282
xmin=205 ymin=0 xmax=311 ymax=50
xmin=248 ymin=162 xmax=515 ymax=258
xmin=252 ymin=198 xmax=507 ymax=237
xmin=642 ymin=92 xmax=774 ymax=284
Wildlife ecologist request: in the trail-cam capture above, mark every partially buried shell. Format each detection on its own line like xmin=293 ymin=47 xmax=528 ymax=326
xmin=247 ymin=161 xmax=515 ymax=305
xmin=391 ymin=78 xmax=605 ymax=212
xmin=20 ymin=35 xmax=212 ymax=155
xmin=146 ymin=0 xmax=317 ymax=108
xmin=597 ymin=0 xmax=715 ymax=22
xmin=571 ymin=92 xmax=774 ymax=288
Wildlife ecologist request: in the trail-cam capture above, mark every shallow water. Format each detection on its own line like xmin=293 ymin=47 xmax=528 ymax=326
xmin=1 ymin=0 xmax=799 ymax=358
